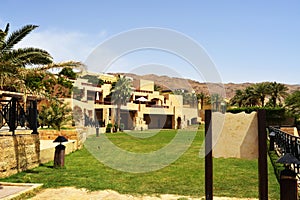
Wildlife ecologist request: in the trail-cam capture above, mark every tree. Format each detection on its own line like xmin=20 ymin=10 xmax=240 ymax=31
xmin=0 ymin=23 xmax=83 ymax=98
xmin=253 ymin=82 xmax=270 ymax=107
xmin=230 ymin=89 xmax=245 ymax=107
xmin=0 ymin=23 xmax=52 ymax=91
xmin=196 ymin=92 xmax=207 ymax=109
xmin=243 ymin=86 xmax=259 ymax=107
xmin=285 ymin=91 xmax=300 ymax=119
xmin=59 ymin=67 xmax=77 ymax=79
xmin=269 ymin=82 xmax=288 ymax=107
xmin=39 ymin=98 xmax=72 ymax=131
xmin=0 ymin=23 xmax=52 ymax=67
xmin=110 ymin=76 xmax=132 ymax=130
xmin=81 ymin=74 xmax=104 ymax=86
xmin=154 ymin=84 xmax=162 ymax=92
xmin=210 ymin=93 xmax=223 ymax=111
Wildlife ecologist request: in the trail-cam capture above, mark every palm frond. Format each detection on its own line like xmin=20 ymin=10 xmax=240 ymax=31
xmin=39 ymin=61 xmax=84 ymax=71
xmin=0 ymin=24 xmax=9 ymax=51
xmin=1 ymin=47 xmax=53 ymax=66
xmin=2 ymin=24 xmax=38 ymax=52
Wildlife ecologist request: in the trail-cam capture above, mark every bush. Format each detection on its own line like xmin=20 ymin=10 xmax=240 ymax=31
xmin=120 ymin=123 xmax=125 ymax=131
xmin=227 ymin=107 xmax=287 ymax=126
xmin=106 ymin=123 xmax=113 ymax=133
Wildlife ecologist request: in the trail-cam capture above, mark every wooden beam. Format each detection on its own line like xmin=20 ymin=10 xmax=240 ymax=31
xmin=257 ymin=109 xmax=268 ymax=200
xmin=205 ymin=109 xmax=213 ymax=200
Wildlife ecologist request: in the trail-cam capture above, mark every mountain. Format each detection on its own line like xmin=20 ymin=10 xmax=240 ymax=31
xmin=111 ymin=73 xmax=300 ymax=99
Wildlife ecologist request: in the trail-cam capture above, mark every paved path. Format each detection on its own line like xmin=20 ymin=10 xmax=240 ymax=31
xmin=0 ymin=182 xmax=42 ymax=200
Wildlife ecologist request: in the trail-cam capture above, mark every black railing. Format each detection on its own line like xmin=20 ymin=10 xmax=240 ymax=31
xmin=0 ymin=97 xmax=38 ymax=135
xmin=269 ymin=126 xmax=300 ymax=174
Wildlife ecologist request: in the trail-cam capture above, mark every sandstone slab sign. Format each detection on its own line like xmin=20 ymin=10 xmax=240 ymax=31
xmin=212 ymin=112 xmax=258 ymax=159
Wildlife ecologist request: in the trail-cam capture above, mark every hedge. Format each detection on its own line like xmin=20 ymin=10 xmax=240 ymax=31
xmin=227 ymin=107 xmax=287 ymax=126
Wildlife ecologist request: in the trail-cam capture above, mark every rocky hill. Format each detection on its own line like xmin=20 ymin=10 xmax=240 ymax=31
xmin=111 ymin=73 xmax=300 ymax=99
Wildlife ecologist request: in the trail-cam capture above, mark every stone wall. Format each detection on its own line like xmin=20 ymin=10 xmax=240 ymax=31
xmin=39 ymin=128 xmax=86 ymax=149
xmin=0 ymin=135 xmax=40 ymax=178
xmin=40 ymin=140 xmax=77 ymax=163
xmin=212 ymin=112 xmax=258 ymax=159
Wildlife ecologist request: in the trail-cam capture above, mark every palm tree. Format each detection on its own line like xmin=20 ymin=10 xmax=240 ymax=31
xmin=111 ymin=76 xmax=133 ymax=131
xmin=253 ymin=82 xmax=270 ymax=107
xmin=0 ymin=23 xmax=52 ymax=92
xmin=196 ymin=92 xmax=206 ymax=109
xmin=285 ymin=91 xmax=300 ymax=119
xmin=243 ymin=86 xmax=259 ymax=107
xmin=0 ymin=23 xmax=52 ymax=67
xmin=230 ymin=89 xmax=245 ymax=107
xmin=269 ymin=82 xmax=288 ymax=107
xmin=210 ymin=93 xmax=223 ymax=111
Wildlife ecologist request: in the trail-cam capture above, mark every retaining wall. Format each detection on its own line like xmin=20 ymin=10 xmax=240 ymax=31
xmin=39 ymin=128 xmax=86 ymax=149
xmin=0 ymin=135 xmax=40 ymax=178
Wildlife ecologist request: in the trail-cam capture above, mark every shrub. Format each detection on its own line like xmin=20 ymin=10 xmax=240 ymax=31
xmin=106 ymin=123 xmax=113 ymax=133
xmin=227 ymin=107 xmax=287 ymax=126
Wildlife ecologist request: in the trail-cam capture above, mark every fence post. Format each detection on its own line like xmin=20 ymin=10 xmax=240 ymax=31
xmin=31 ymin=100 xmax=38 ymax=134
xmin=9 ymin=97 xmax=17 ymax=135
xmin=257 ymin=109 xmax=268 ymax=200
xmin=205 ymin=109 xmax=213 ymax=200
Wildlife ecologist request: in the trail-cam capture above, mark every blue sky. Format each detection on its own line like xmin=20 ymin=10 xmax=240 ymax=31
xmin=1 ymin=1 xmax=300 ymax=84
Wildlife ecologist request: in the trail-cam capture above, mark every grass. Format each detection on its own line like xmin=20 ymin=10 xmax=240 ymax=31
xmin=0 ymin=126 xmax=280 ymax=199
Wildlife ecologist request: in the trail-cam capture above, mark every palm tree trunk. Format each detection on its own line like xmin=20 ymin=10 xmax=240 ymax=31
xmin=261 ymin=97 xmax=265 ymax=107
xmin=272 ymin=97 xmax=276 ymax=107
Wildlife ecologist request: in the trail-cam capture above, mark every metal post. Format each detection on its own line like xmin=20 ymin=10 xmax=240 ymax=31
xmin=31 ymin=100 xmax=38 ymax=134
xmin=96 ymin=126 xmax=99 ymax=137
xmin=257 ymin=109 xmax=268 ymax=200
xmin=9 ymin=97 xmax=17 ymax=135
xmin=269 ymin=132 xmax=275 ymax=151
xmin=205 ymin=109 xmax=213 ymax=200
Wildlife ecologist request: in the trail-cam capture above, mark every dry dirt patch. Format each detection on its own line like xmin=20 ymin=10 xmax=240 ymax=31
xmin=29 ymin=187 xmax=258 ymax=200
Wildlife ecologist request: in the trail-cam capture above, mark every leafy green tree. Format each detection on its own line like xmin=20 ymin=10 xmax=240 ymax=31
xmin=154 ymin=84 xmax=162 ymax=92
xmin=81 ymin=74 xmax=104 ymax=86
xmin=39 ymin=98 xmax=72 ymax=131
xmin=59 ymin=67 xmax=77 ymax=79
xmin=285 ymin=91 xmax=300 ymax=119
xmin=111 ymin=76 xmax=132 ymax=130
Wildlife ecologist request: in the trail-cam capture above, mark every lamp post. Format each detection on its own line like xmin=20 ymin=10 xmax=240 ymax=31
xmin=276 ymin=153 xmax=299 ymax=200
xmin=269 ymin=131 xmax=276 ymax=151
xmin=53 ymin=136 xmax=68 ymax=168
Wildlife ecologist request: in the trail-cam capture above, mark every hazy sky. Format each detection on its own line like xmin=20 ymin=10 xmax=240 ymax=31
xmin=1 ymin=1 xmax=299 ymax=84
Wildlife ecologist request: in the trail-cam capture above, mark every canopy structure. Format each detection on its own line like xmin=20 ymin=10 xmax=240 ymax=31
xmin=136 ymin=96 xmax=148 ymax=102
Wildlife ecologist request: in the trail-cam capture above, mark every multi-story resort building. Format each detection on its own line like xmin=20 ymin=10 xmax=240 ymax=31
xmin=70 ymin=73 xmax=200 ymax=133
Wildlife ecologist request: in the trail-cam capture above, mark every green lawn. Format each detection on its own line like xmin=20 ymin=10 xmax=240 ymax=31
xmin=0 ymin=126 xmax=280 ymax=199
